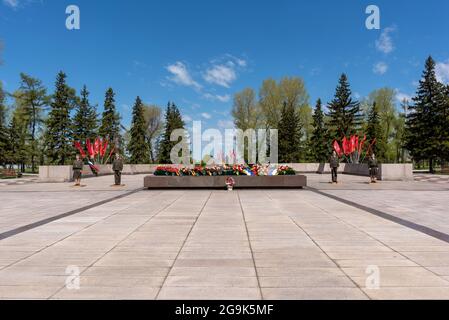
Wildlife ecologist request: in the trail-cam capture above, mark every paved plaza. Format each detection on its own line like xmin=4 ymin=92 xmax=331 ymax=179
xmin=1 ymin=173 xmax=449 ymax=299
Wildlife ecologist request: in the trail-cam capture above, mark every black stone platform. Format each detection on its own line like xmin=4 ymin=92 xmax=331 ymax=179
xmin=144 ymin=175 xmax=307 ymax=189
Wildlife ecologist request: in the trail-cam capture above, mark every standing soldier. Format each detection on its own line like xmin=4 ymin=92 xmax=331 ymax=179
xmin=330 ymin=150 xmax=339 ymax=184
xmin=112 ymin=153 xmax=124 ymax=186
xmin=73 ymin=154 xmax=84 ymax=187
xmin=368 ymin=152 xmax=379 ymax=183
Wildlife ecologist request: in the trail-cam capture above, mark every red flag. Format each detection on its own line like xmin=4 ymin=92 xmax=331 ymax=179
xmin=74 ymin=141 xmax=86 ymax=159
xmin=349 ymin=135 xmax=356 ymax=154
xmin=342 ymin=137 xmax=349 ymax=155
xmin=106 ymin=146 xmax=115 ymax=163
xmin=86 ymin=139 xmax=95 ymax=157
xmin=87 ymin=159 xmax=99 ymax=175
xmin=94 ymin=138 xmax=101 ymax=156
xmin=333 ymin=140 xmax=343 ymax=157
xmin=358 ymin=135 xmax=367 ymax=155
xmin=100 ymin=139 xmax=108 ymax=157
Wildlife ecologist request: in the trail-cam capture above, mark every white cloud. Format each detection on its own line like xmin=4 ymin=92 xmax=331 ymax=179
xmin=203 ymin=93 xmax=231 ymax=103
xmin=395 ymin=89 xmax=412 ymax=103
xmin=203 ymin=65 xmax=236 ymax=88
xmin=436 ymin=60 xmax=449 ymax=84
xmin=376 ymin=26 xmax=396 ymax=54
xmin=203 ymin=54 xmax=246 ymax=88
xmin=121 ymin=104 xmax=130 ymax=111
xmin=182 ymin=115 xmax=192 ymax=122
xmin=236 ymin=58 xmax=247 ymax=67
xmin=164 ymin=54 xmax=246 ymax=93
xmin=217 ymin=120 xmax=234 ymax=129
xmin=3 ymin=0 xmax=19 ymax=8
xmin=222 ymin=54 xmax=247 ymax=68
xmin=201 ymin=112 xmax=212 ymax=120
xmin=373 ymin=62 xmax=388 ymax=75
xmin=166 ymin=62 xmax=201 ymax=90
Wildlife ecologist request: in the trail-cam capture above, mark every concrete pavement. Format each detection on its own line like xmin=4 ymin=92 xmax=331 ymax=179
xmin=1 ymin=174 xmax=449 ymax=299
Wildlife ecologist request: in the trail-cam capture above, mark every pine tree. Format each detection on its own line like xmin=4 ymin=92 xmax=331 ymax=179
xmin=442 ymin=85 xmax=449 ymax=162
xmin=309 ymin=99 xmax=329 ymax=162
xmin=278 ymin=101 xmax=302 ymax=163
xmin=127 ymin=96 xmax=149 ymax=164
xmin=8 ymin=111 xmax=28 ymax=170
xmin=99 ymin=88 xmax=121 ymax=149
xmin=44 ymin=71 xmax=76 ymax=165
xmin=405 ymin=56 xmax=447 ymax=173
xmin=157 ymin=104 xmax=172 ymax=164
xmin=366 ymin=102 xmax=387 ymax=161
xmin=157 ymin=103 xmax=186 ymax=164
xmin=72 ymin=85 xmax=98 ymax=144
xmin=0 ymin=82 xmax=6 ymax=125
xmin=327 ymin=74 xmax=362 ymax=140
xmin=0 ymin=82 xmax=9 ymax=167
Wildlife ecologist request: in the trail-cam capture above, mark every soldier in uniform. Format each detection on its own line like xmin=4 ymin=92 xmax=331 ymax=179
xmin=330 ymin=150 xmax=339 ymax=184
xmin=112 ymin=153 xmax=124 ymax=186
xmin=72 ymin=154 xmax=84 ymax=186
xmin=368 ymin=152 xmax=379 ymax=183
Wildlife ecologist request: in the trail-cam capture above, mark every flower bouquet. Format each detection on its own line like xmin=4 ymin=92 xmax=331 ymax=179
xmin=277 ymin=165 xmax=296 ymax=176
xmin=225 ymin=177 xmax=235 ymax=191
xmin=154 ymin=166 xmax=180 ymax=176
xmin=153 ymin=164 xmax=296 ymax=177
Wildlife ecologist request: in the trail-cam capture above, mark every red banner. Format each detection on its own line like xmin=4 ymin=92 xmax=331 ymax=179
xmin=86 ymin=139 xmax=94 ymax=158
xmin=333 ymin=140 xmax=343 ymax=157
xmin=74 ymin=141 xmax=86 ymax=159
xmin=100 ymin=139 xmax=108 ymax=157
xmin=94 ymin=138 xmax=101 ymax=156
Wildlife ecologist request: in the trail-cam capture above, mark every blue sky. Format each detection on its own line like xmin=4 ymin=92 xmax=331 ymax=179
xmin=1 ymin=0 xmax=449 ymax=130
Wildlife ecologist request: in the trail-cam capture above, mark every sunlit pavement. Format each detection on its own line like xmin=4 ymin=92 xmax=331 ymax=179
xmin=1 ymin=173 xmax=449 ymax=299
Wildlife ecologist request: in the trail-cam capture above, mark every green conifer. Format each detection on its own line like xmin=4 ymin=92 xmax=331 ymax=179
xmin=127 ymin=96 xmax=149 ymax=164
xmin=278 ymin=101 xmax=302 ymax=163
xmin=327 ymin=74 xmax=362 ymax=140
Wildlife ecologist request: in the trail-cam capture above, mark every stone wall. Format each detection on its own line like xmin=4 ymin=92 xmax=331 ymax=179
xmin=39 ymin=164 xmax=155 ymax=182
xmin=289 ymin=163 xmax=413 ymax=181
xmin=39 ymin=163 xmax=413 ymax=182
xmin=378 ymin=163 xmax=414 ymax=181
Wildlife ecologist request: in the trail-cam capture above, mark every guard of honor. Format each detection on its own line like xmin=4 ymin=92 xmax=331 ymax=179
xmin=112 ymin=153 xmax=124 ymax=186
xmin=368 ymin=153 xmax=379 ymax=183
xmin=72 ymin=153 xmax=124 ymax=187
xmin=329 ymin=151 xmax=380 ymax=184
xmin=72 ymin=154 xmax=84 ymax=186
xmin=329 ymin=150 xmax=339 ymax=184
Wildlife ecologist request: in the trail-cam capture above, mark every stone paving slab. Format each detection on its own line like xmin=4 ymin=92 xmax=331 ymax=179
xmin=52 ymin=286 xmax=160 ymax=300
xmin=262 ymin=288 xmax=368 ymax=300
xmin=157 ymin=287 xmax=262 ymax=300
xmin=1 ymin=174 xmax=449 ymax=299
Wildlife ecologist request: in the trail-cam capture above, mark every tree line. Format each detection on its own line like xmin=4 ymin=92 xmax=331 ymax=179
xmin=1 ymin=55 xmax=449 ymax=172
xmin=0 ymin=71 xmax=178 ymax=172
xmin=231 ymin=56 xmax=449 ymax=171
